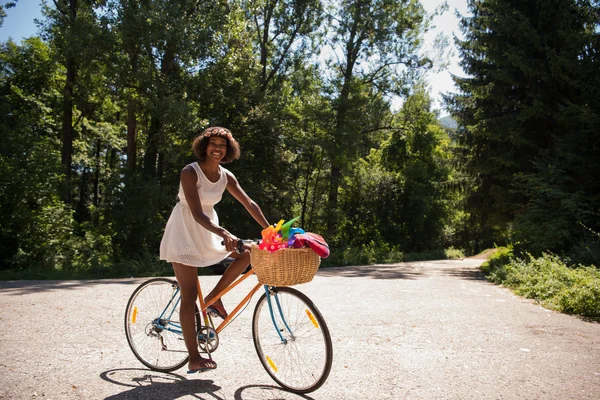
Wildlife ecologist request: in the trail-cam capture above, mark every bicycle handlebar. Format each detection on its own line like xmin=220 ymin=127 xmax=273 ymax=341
xmin=221 ymin=239 xmax=259 ymax=254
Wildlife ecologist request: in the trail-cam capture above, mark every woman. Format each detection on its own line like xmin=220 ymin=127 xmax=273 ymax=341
xmin=160 ymin=127 xmax=270 ymax=373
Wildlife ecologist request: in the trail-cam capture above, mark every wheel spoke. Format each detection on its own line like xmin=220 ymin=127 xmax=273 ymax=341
xmin=125 ymin=278 xmax=197 ymax=372
xmin=252 ymin=287 xmax=332 ymax=393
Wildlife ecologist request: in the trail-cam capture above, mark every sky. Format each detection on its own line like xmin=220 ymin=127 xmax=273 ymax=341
xmin=420 ymin=0 xmax=469 ymax=113
xmin=0 ymin=0 xmax=44 ymax=42
xmin=0 ymin=0 xmax=468 ymax=115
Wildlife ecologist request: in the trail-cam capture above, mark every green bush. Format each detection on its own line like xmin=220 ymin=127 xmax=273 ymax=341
xmin=112 ymin=252 xmax=174 ymax=278
xmin=322 ymin=240 xmax=461 ymax=267
xmin=481 ymin=248 xmax=600 ymax=320
xmin=480 ymin=245 xmax=514 ymax=277
xmin=444 ymin=247 xmax=465 ymax=260
xmin=568 ymin=236 xmax=600 ymax=266
xmin=557 ymin=269 xmax=600 ymax=317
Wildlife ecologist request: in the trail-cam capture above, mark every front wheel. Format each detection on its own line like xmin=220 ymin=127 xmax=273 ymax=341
xmin=124 ymin=278 xmax=200 ymax=372
xmin=252 ymin=286 xmax=333 ymax=393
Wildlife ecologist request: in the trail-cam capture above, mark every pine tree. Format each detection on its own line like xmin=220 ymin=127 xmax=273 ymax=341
xmin=449 ymin=0 xmax=600 ymax=255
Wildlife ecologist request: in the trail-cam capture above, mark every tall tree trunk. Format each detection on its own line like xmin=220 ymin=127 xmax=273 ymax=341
xmin=143 ymin=44 xmax=174 ymax=177
xmin=93 ymin=138 xmax=101 ymax=207
xmin=157 ymin=151 xmax=165 ymax=182
xmin=256 ymin=0 xmax=302 ymax=93
xmin=300 ymin=149 xmax=314 ymax=229
xmin=126 ymin=47 xmax=139 ymax=174
xmin=61 ymin=0 xmax=78 ymax=204
xmin=76 ymin=167 xmax=89 ymax=223
xmin=259 ymin=1 xmax=274 ymax=91
xmin=61 ymin=58 xmax=75 ymax=203
xmin=105 ymin=148 xmax=117 ymax=205
xmin=143 ymin=116 xmax=160 ymax=177
xmin=309 ymin=163 xmax=323 ymax=233
xmin=127 ymin=96 xmax=137 ymax=173
xmin=326 ymin=1 xmax=362 ymax=236
xmin=326 ymin=164 xmax=341 ymax=236
xmin=326 ymin=76 xmax=352 ymax=236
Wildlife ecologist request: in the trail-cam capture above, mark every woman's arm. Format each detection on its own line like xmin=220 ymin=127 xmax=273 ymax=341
xmin=225 ymin=170 xmax=270 ymax=229
xmin=180 ymin=166 xmax=238 ymax=250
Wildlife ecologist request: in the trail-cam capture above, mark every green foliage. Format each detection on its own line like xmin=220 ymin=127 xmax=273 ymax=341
xmin=0 ymin=38 xmax=63 ymax=268
xmin=112 ymin=253 xmax=174 ymax=279
xmin=339 ymin=87 xmax=456 ymax=252
xmin=480 ymin=245 xmax=515 ymax=276
xmin=110 ymin=178 xmax=173 ymax=260
xmin=0 ymin=1 xmax=17 ymax=29
xmin=324 ymin=241 xmax=401 ymax=267
xmin=483 ymin=248 xmax=600 ymax=320
xmin=0 ymin=1 xmax=468 ymax=279
xmin=449 ymin=0 xmax=600 ymax=256
xmin=569 ymin=224 xmax=600 ymax=266
xmin=444 ymin=247 xmax=465 ymax=260
xmin=322 ymin=0 xmax=434 ymax=235
xmin=322 ymin=241 xmax=461 ymax=267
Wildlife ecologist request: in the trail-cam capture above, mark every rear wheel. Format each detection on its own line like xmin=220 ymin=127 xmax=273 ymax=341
xmin=124 ymin=278 xmax=200 ymax=372
xmin=252 ymin=286 xmax=333 ymax=393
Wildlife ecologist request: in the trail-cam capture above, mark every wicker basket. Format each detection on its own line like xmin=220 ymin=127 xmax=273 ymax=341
xmin=250 ymin=245 xmax=321 ymax=286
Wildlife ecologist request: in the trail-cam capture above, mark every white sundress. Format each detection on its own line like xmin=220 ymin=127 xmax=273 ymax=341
xmin=160 ymin=162 xmax=231 ymax=267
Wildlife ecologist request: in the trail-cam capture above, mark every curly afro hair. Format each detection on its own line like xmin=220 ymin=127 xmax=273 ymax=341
xmin=192 ymin=126 xmax=240 ymax=163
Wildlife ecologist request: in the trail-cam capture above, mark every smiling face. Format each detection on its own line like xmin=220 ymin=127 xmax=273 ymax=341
xmin=192 ymin=127 xmax=241 ymax=163
xmin=206 ymin=136 xmax=227 ymax=162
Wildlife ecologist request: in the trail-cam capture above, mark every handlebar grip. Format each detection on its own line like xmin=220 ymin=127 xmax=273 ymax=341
xmin=220 ymin=239 xmax=245 ymax=254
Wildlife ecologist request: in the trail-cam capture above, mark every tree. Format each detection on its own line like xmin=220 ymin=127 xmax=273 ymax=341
xmin=1 ymin=0 xmax=472 ymax=274
xmin=323 ymin=0 xmax=433 ymax=237
xmin=39 ymin=0 xmax=107 ymax=204
xmin=0 ymin=1 xmax=17 ymax=28
xmin=449 ymin=0 xmax=600 ymax=256
xmin=246 ymin=0 xmax=324 ymax=95
xmin=0 ymin=38 xmax=66 ymax=268
xmin=209 ymin=0 xmax=325 ymax=235
xmin=280 ymin=64 xmax=333 ymax=233
xmin=340 ymin=87 xmax=453 ymax=251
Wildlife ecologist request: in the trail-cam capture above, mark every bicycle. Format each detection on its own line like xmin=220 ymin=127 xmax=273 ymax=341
xmin=124 ymin=239 xmax=333 ymax=394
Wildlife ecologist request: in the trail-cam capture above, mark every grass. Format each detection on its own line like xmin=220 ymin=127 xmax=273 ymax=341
xmin=0 ymin=245 xmax=467 ymax=280
xmin=0 ymin=254 xmax=218 ymax=280
xmin=321 ymin=243 xmax=465 ymax=267
xmin=481 ymin=247 xmax=600 ymax=320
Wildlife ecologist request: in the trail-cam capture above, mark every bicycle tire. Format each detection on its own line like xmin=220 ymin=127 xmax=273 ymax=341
xmin=124 ymin=278 xmax=200 ymax=372
xmin=252 ymin=286 xmax=333 ymax=393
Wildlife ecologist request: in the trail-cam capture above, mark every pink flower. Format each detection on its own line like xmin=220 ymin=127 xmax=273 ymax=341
xmin=204 ymin=127 xmax=233 ymax=140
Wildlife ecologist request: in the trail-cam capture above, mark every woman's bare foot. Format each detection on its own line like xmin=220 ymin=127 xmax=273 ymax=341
xmin=204 ymin=296 xmax=228 ymax=319
xmin=187 ymin=357 xmax=217 ymax=373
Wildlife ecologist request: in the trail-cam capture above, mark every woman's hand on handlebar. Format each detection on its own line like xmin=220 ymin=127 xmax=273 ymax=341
xmin=221 ymin=238 xmax=257 ymax=254
xmin=222 ymin=233 xmax=240 ymax=253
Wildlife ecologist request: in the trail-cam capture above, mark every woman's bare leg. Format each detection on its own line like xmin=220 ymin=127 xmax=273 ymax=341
xmin=172 ymin=262 xmax=216 ymax=370
xmin=205 ymin=250 xmax=251 ymax=317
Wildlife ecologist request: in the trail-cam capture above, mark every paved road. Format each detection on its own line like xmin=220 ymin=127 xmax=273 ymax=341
xmin=1 ymin=259 xmax=599 ymax=399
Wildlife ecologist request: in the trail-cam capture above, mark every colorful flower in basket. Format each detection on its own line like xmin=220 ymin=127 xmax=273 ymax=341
xmin=259 ymin=219 xmax=288 ymax=253
xmin=258 ymin=217 xmax=330 ymax=258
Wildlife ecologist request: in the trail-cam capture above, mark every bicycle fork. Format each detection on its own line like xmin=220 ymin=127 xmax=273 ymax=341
xmin=264 ymin=285 xmax=294 ymax=344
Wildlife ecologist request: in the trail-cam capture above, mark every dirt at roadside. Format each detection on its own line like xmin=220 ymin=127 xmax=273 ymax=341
xmin=469 ymin=247 xmax=500 ymax=259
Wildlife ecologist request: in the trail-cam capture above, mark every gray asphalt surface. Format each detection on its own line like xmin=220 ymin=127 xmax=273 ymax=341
xmin=1 ymin=258 xmax=599 ymax=400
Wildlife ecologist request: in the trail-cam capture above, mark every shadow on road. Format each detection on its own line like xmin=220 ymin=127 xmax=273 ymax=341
xmin=234 ymin=384 xmax=316 ymax=400
xmin=100 ymin=369 xmax=316 ymax=400
xmin=0 ymin=278 xmax=144 ymax=295
xmin=318 ymin=260 xmax=488 ymax=282
xmin=100 ymin=368 xmax=223 ymax=399
xmin=318 ymin=264 xmax=422 ymax=280
xmin=443 ymin=267 xmax=487 ymax=281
